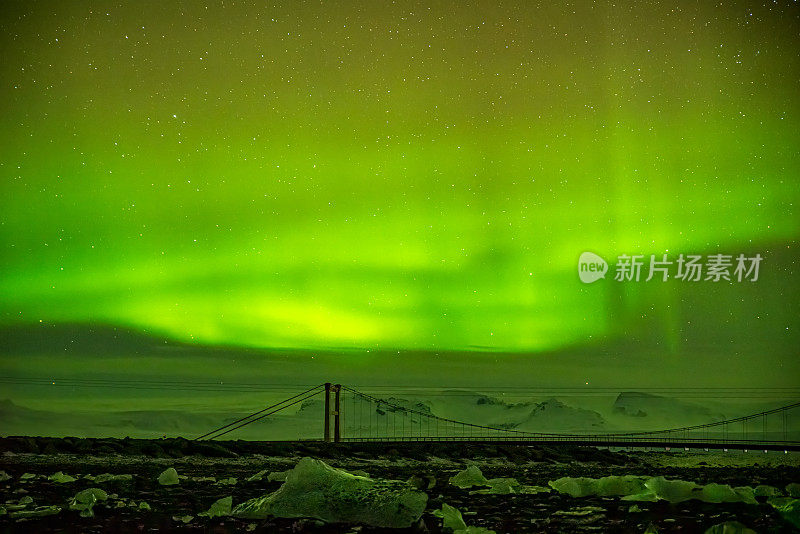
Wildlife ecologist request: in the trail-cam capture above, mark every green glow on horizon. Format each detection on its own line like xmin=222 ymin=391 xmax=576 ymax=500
xmin=0 ymin=1 xmax=798 ymax=352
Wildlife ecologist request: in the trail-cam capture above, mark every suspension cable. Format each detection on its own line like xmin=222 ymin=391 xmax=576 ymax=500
xmin=195 ymin=384 xmax=324 ymax=440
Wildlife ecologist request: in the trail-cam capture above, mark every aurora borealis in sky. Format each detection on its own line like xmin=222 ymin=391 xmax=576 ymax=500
xmin=1 ymin=1 xmax=798 ymax=355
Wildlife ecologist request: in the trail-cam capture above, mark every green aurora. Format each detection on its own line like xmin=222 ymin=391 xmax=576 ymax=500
xmin=1 ymin=1 xmax=798 ymax=356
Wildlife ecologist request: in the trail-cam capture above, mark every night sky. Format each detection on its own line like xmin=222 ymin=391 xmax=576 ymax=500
xmin=1 ymin=1 xmax=798 ymax=359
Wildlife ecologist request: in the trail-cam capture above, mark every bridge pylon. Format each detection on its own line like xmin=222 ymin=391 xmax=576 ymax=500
xmin=323 ymin=383 xmax=342 ymax=443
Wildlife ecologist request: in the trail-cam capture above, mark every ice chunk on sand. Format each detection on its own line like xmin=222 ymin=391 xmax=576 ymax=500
xmin=199 ymin=496 xmax=232 ymax=518
xmin=48 ymin=471 xmax=76 ymax=483
xmin=768 ymin=497 xmax=800 ymax=529
xmin=549 ymin=475 xmax=755 ymax=505
xmin=432 ymin=503 xmax=496 ymax=533
xmin=433 ymin=502 xmax=467 ymax=531
xmin=232 ymin=457 xmax=427 ymax=528
xmin=700 ymin=484 xmax=754 ymax=504
xmin=548 ymin=477 xmax=598 ymax=498
xmin=716 ymin=484 xmax=751 ymax=503
xmin=642 ymin=476 xmax=702 ymax=503
xmin=703 ymin=521 xmax=757 ymax=534
xmin=246 ymin=469 xmax=268 ymax=482
xmin=157 ymin=468 xmax=180 ymax=486
xmin=71 ymin=488 xmax=108 ymax=504
xmin=449 ymin=465 xmax=489 ymax=489
xmin=471 ymin=477 xmax=521 ymax=495
xmin=9 ymin=505 xmax=61 ymax=519
xmin=596 ymin=475 xmax=649 ymax=496
xmin=69 ymin=488 xmax=108 ymax=518
xmin=754 ymin=484 xmax=781 ymax=498
xmin=548 ymin=475 xmax=648 ymax=497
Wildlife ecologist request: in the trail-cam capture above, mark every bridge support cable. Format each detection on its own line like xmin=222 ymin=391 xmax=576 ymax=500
xmin=579 ymin=401 xmax=800 ymax=442
xmin=340 ymin=386 xmax=548 ymax=441
xmin=195 ymin=384 xmax=325 ymax=441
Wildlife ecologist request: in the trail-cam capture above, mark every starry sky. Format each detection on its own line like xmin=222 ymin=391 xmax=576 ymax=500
xmin=0 ymin=1 xmax=798 ymax=356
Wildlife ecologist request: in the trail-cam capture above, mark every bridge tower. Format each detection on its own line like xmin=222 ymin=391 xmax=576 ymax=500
xmin=323 ymin=382 xmax=342 ymax=442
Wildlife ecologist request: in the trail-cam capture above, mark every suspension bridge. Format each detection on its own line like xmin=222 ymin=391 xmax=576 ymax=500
xmin=196 ymin=383 xmax=800 ymax=451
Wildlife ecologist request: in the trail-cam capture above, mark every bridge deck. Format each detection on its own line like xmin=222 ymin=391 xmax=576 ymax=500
xmin=338 ymin=436 xmax=800 ymax=451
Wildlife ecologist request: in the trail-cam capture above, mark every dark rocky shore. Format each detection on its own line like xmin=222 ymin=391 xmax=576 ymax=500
xmin=1 ymin=437 xmax=798 ymax=533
